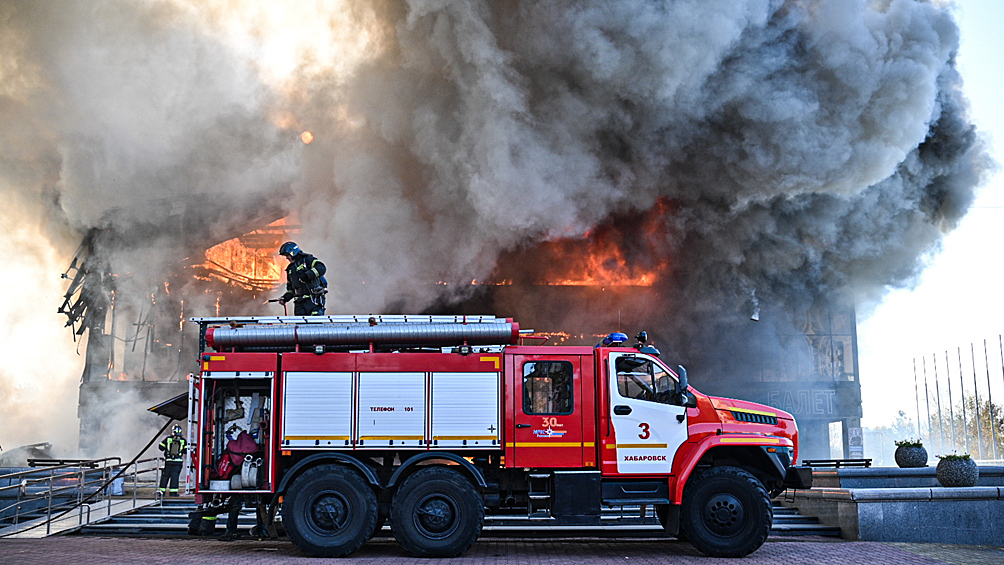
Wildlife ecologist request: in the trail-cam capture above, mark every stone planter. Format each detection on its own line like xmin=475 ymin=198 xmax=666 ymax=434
xmin=936 ymin=457 xmax=979 ymax=487
xmin=894 ymin=445 xmax=928 ymax=468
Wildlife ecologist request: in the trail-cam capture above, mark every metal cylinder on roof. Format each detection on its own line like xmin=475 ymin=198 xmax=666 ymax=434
xmin=207 ymin=322 xmax=520 ymax=349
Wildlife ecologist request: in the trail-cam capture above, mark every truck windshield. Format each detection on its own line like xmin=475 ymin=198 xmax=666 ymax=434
xmin=615 ymin=356 xmax=675 ymax=404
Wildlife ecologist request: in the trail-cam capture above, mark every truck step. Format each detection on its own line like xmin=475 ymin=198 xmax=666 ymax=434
xmin=602 ymin=498 xmax=672 ymax=506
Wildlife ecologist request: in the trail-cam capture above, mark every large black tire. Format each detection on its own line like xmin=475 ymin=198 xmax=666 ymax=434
xmin=391 ymin=467 xmax=484 ymax=557
xmin=680 ymin=466 xmax=772 ymax=557
xmin=281 ymin=464 xmax=378 ymax=557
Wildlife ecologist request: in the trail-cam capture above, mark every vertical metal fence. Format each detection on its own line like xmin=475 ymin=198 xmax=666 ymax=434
xmin=912 ymin=334 xmax=1004 ymax=462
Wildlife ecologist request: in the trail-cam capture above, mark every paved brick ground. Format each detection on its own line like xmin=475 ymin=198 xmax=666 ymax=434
xmin=3 ymin=535 xmax=1001 ymax=565
xmin=889 ymin=542 xmax=1004 ymax=565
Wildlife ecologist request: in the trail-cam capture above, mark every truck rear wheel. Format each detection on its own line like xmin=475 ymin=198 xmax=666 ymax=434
xmin=680 ymin=466 xmax=772 ymax=557
xmin=282 ymin=464 xmax=378 ymax=557
xmin=391 ymin=467 xmax=484 ymax=557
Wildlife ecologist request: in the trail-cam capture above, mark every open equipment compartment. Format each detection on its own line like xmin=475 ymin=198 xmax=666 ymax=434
xmin=198 ymin=370 xmax=276 ymax=493
xmin=192 ymin=317 xmax=282 ymax=495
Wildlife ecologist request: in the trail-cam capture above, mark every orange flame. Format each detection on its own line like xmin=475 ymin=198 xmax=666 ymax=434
xmin=490 ymin=199 xmax=672 ymax=287
xmin=198 ymin=218 xmax=297 ymax=291
xmin=545 ymin=240 xmax=657 ymax=286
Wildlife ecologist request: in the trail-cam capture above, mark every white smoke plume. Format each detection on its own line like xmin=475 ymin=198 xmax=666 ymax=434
xmin=0 ymin=1 xmax=991 ymax=452
xmin=0 ymin=204 xmax=81 ymax=455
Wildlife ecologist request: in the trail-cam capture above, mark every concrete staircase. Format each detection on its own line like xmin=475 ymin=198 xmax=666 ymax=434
xmin=72 ymin=499 xmax=839 ymax=538
xmin=784 ymin=466 xmax=1004 ymax=545
xmin=770 ymin=503 xmax=841 ymax=536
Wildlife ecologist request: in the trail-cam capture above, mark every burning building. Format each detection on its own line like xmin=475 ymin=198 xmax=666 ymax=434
xmin=58 ymin=194 xmax=294 ymax=453
xmin=62 ymin=203 xmax=859 ymax=459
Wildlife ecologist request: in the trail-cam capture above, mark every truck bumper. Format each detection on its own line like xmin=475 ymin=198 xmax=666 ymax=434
xmin=782 ymin=466 xmax=813 ymax=489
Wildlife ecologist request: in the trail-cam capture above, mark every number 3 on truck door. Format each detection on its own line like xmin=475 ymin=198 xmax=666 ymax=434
xmin=638 ymin=422 xmax=651 ymax=439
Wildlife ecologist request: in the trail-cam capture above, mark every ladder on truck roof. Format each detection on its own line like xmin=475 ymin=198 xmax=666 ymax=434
xmin=188 ymin=314 xmax=508 ymax=325
xmin=191 ymin=314 xmax=531 ymax=353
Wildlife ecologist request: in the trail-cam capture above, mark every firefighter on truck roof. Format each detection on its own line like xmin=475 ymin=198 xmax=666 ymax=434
xmin=158 ymin=425 xmax=186 ymax=497
xmin=277 ymin=241 xmax=327 ymax=316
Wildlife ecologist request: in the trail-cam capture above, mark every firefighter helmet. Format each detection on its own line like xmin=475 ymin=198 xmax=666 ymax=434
xmin=279 ymin=241 xmax=302 ymax=258
xmin=173 ymin=424 xmax=183 ymax=435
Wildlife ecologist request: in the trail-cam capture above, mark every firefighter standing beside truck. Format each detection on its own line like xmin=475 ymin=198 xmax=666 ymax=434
xmin=158 ymin=425 xmax=187 ymax=497
xmin=277 ymin=241 xmax=327 ymax=315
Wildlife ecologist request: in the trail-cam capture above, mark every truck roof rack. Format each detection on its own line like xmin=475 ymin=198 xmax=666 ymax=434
xmin=188 ymin=314 xmax=507 ymax=325
xmin=192 ymin=315 xmax=521 ymax=352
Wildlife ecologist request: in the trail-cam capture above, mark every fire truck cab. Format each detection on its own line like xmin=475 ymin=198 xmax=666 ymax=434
xmin=189 ymin=315 xmax=810 ymax=558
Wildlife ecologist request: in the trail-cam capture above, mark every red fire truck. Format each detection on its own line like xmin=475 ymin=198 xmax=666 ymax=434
xmin=188 ymin=315 xmax=810 ymax=558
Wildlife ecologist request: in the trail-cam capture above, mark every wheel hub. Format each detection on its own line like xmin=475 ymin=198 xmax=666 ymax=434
xmin=702 ymin=493 xmax=745 ymax=535
xmin=311 ymin=493 xmax=349 ymax=532
xmin=414 ymin=495 xmax=457 ymax=536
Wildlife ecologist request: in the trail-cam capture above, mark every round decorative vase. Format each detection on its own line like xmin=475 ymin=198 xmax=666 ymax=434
xmin=936 ymin=457 xmax=979 ymax=487
xmin=894 ymin=445 xmax=928 ymax=468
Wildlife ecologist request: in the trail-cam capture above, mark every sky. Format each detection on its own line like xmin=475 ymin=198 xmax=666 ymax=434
xmin=857 ymin=0 xmax=1004 ymax=432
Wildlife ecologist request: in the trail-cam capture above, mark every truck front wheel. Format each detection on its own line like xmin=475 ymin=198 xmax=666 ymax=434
xmin=680 ymin=466 xmax=772 ymax=557
xmin=391 ymin=467 xmax=484 ymax=557
xmin=281 ymin=464 xmax=378 ymax=557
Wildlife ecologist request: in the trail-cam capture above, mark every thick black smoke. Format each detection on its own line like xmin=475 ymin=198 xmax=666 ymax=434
xmin=310 ymin=0 xmax=989 ymax=372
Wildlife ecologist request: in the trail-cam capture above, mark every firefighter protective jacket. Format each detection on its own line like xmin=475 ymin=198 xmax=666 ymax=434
xmin=159 ymin=434 xmax=188 ymax=463
xmin=281 ymin=253 xmax=327 ymax=303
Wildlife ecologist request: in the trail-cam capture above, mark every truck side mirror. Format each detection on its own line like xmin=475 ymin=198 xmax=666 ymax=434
xmin=676 ymin=365 xmax=697 ymax=408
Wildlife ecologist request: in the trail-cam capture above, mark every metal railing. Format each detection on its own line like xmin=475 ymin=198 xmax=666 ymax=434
xmin=0 ymin=456 xmax=165 ymax=537
xmin=911 ymin=336 xmax=1004 ymax=461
